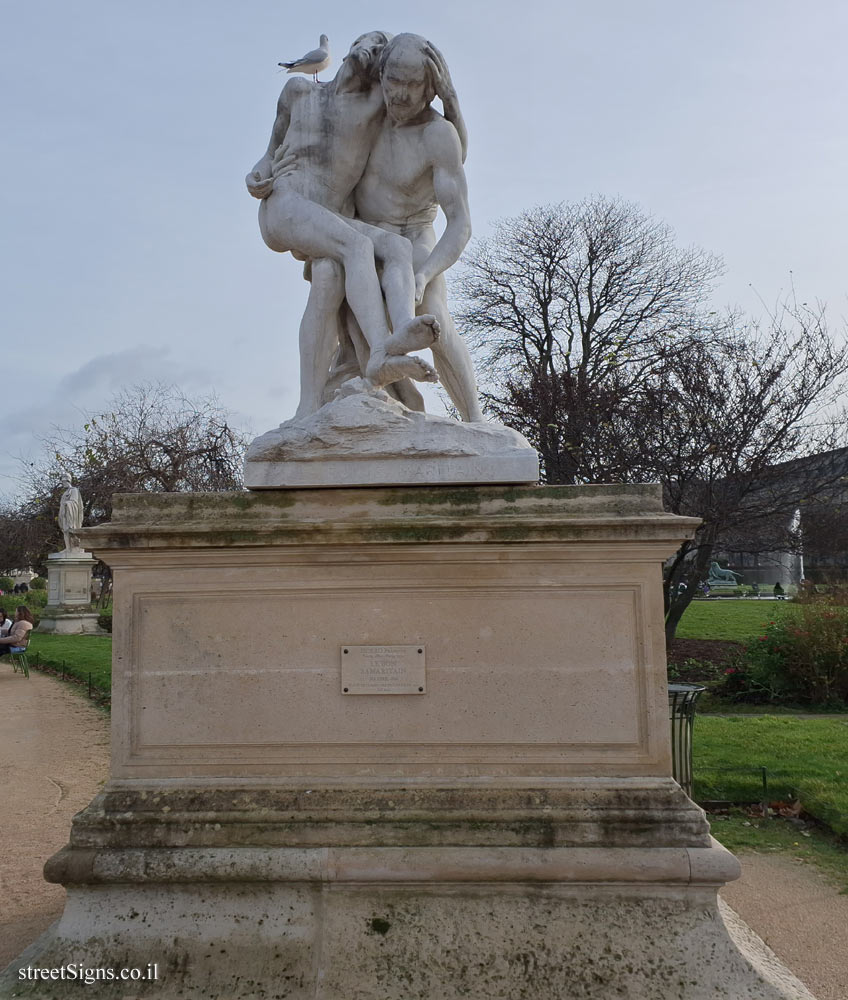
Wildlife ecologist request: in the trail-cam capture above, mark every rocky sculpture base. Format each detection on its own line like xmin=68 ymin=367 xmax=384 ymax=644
xmin=244 ymin=380 xmax=539 ymax=488
xmin=0 ymin=486 xmax=814 ymax=999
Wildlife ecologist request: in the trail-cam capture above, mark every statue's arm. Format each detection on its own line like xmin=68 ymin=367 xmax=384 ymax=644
xmin=414 ymin=123 xmax=471 ymax=300
xmin=246 ymin=85 xmax=294 ymax=199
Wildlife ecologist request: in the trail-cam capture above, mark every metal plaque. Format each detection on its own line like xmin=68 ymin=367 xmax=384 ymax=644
xmin=341 ymin=645 xmax=426 ymax=695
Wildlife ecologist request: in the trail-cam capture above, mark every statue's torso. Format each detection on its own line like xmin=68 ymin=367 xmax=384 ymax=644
xmin=355 ymin=115 xmax=442 ymax=229
xmin=275 ymin=82 xmax=386 ymax=213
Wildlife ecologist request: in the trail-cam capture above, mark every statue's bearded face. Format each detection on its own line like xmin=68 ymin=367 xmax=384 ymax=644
xmin=381 ymin=48 xmax=434 ymax=123
xmin=346 ymin=32 xmax=389 ymax=80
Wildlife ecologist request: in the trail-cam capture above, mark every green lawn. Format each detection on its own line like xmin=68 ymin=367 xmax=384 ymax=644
xmin=694 ymin=715 xmax=848 ymax=836
xmin=676 ymin=600 xmax=797 ymax=642
xmin=28 ymin=633 xmax=112 ymax=694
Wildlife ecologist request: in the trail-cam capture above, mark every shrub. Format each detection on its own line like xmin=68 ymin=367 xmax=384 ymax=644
xmin=0 ymin=576 xmax=14 ymax=592
xmin=30 ymin=576 xmax=47 ymax=589
xmin=0 ymin=590 xmax=48 ymax=619
xmin=726 ymin=594 xmax=848 ymax=706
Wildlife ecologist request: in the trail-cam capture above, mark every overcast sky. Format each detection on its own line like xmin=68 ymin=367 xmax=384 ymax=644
xmin=2 ymin=0 xmax=846 ymax=499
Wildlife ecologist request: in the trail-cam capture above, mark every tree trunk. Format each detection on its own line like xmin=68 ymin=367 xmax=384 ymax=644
xmin=97 ymin=567 xmax=113 ymax=610
xmin=664 ymin=535 xmax=716 ymax=645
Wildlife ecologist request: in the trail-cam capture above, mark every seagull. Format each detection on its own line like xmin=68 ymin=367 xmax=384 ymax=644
xmin=279 ymin=35 xmax=330 ymax=82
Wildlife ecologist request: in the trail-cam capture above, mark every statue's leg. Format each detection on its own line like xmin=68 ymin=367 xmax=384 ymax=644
xmin=346 ymin=221 xmax=440 ymax=366
xmin=420 ymin=273 xmax=484 ymax=422
xmin=261 ymin=191 xmax=436 ymax=387
xmin=295 ymin=259 xmax=345 ymax=418
xmin=343 ymin=305 xmax=426 ymax=411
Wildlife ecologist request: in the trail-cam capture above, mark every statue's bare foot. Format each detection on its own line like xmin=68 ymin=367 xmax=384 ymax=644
xmin=366 ymin=355 xmax=439 ymax=387
xmin=387 ymin=315 xmax=441 ymax=356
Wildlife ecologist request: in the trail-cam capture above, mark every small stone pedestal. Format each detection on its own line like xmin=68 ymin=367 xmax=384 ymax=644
xmin=37 ymin=550 xmax=100 ymax=635
xmin=1 ymin=487 xmax=814 ymax=999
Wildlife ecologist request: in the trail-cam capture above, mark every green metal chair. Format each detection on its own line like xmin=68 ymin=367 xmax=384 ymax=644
xmin=9 ymin=643 xmax=30 ymax=678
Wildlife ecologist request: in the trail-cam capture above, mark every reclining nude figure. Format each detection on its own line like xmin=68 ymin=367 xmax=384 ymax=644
xmin=292 ymin=35 xmax=484 ymax=422
xmin=245 ymin=31 xmax=438 ymax=389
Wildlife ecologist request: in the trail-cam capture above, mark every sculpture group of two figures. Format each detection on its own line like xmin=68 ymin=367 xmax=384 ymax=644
xmin=242 ymin=31 xmax=541 ymax=487
xmin=246 ymin=30 xmax=482 ymax=425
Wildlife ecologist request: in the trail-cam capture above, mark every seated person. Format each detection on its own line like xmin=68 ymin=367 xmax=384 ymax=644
xmin=0 ymin=606 xmax=34 ymax=653
xmin=0 ymin=608 xmax=11 ymax=637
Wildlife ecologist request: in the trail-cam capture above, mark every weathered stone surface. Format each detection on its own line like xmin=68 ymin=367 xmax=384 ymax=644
xmin=73 ymin=486 xmax=690 ymax=782
xmin=57 ymin=780 xmax=711 ymax=851
xmin=2 ymin=881 xmax=812 ymax=999
xmin=78 ymin=482 xmax=700 ymax=550
xmin=244 ymin=382 xmax=538 ymax=488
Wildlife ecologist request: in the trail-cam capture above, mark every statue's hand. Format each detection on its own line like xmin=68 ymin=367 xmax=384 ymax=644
xmin=423 ymin=41 xmax=456 ymax=102
xmin=246 ymin=169 xmax=274 ymax=200
xmin=271 ymin=145 xmax=297 ymax=180
xmin=414 ymin=271 xmax=428 ymax=306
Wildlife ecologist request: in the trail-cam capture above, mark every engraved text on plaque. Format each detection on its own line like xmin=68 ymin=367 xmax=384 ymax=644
xmin=341 ymin=645 xmax=426 ymax=695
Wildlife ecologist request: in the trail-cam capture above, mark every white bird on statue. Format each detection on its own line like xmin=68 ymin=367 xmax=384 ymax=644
xmin=279 ymin=35 xmax=330 ymax=81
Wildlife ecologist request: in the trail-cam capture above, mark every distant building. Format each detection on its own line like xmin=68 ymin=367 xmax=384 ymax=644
xmin=713 ymin=447 xmax=848 ymax=588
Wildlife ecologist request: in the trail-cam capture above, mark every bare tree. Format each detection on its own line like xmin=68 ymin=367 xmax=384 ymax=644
xmin=456 ymin=197 xmax=722 ymax=480
xmin=4 ymin=383 xmax=249 ymax=577
xmin=459 ymin=199 xmax=848 ymax=641
xmin=648 ymin=308 xmax=848 ymax=639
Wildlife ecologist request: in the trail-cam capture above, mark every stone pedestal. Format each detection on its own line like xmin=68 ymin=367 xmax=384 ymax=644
xmin=1 ymin=487 xmax=814 ymax=998
xmin=37 ymin=550 xmax=100 ymax=635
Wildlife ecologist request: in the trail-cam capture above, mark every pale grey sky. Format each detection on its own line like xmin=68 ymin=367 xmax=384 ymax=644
xmin=2 ymin=0 xmax=846 ymax=497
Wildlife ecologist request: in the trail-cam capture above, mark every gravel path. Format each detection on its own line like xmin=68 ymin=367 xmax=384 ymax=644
xmin=1 ymin=666 xmax=845 ymax=998
xmin=721 ymin=853 xmax=848 ymax=1000
xmin=0 ymin=667 xmax=109 ymax=967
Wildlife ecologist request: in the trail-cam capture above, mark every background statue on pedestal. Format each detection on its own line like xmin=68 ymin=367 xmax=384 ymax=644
xmin=707 ymin=560 xmax=742 ymax=586
xmin=57 ymin=474 xmax=83 ymax=554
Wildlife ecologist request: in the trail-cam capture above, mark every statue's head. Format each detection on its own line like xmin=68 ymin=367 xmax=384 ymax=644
xmin=61 ymin=472 xmax=72 ymax=487
xmin=345 ymin=31 xmax=392 ymax=81
xmin=379 ymin=33 xmax=437 ymax=124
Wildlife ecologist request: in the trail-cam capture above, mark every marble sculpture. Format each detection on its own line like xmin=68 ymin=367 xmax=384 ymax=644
xmin=246 ymin=31 xmax=480 ymax=421
xmin=244 ymin=30 xmax=538 ymax=486
xmin=57 ymin=474 xmax=83 ymax=553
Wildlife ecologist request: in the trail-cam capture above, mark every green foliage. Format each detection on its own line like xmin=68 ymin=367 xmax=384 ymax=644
xmin=723 ymin=595 xmax=848 ymax=706
xmin=0 ymin=589 xmax=47 ymax=627
xmin=0 ymin=576 xmax=14 ymax=591
xmin=667 ymin=657 xmax=726 ymax=683
xmin=30 ymin=576 xmax=47 ymax=589
xmin=97 ymin=609 xmax=112 ymax=633
xmin=694 ymin=715 xmax=848 ymax=836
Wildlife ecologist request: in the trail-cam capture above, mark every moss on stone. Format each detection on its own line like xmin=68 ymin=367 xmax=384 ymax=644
xmin=378 ymin=487 xmax=485 ymax=508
